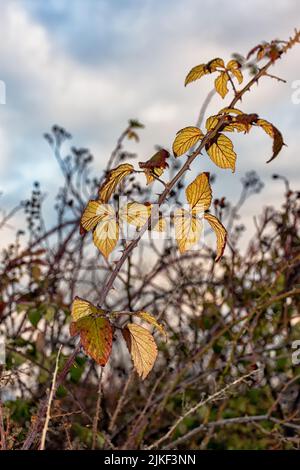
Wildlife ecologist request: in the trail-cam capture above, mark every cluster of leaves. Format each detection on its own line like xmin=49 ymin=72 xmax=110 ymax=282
xmin=1 ymin=31 xmax=300 ymax=450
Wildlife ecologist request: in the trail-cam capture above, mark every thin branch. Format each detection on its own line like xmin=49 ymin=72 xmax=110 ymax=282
xmin=98 ymin=31 xmax=300 ymax=306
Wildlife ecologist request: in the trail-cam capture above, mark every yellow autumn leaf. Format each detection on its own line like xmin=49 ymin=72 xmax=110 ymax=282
xmin=122 ymin=323 xmax=158 ymax=380
xmin=120 ymin=202 xmax=151 ymax=228
xmin=98 ymin=163 xmax=134 ymax=203
xmin=134 ymin=311 xmax=167 ymax=339
xmin=71 ymin=296 xmax=100 ymax=321
xmin=215 ymin=72 xmax=229 ymax=98
xmin=144 ymin=167 xmax=164 ymax=185
xmin=256 ymin=119 xmax=274 ymax=137
xmin=174 ymin=209 xmax=202 ymax=253
xmin=231 ymin=68 xmax=243 ymax=84
xmin=206 ymin=133 xmax=236 ymax=172
xmin=204 ymin=213 xmax=227 ymax=261
xmin=226 ymin=60 xmax=240 ymax=70
xmin=81 ymin=201 xmax=114 ymax=232
xmin=256 ymin=119 xmax=284 ymax=163
xmin=70 ymin=314 xmax=113 ymax=366
xmin=127 ymin=130 xmax=139 ymax=142
xmin=186 ymin=172 xmax=212 ymax=213
xmin=173 ymin=127 xmax=204 ymax=157
xmin=184 ymin=64 xmax=208 ymax=86
xmin=93 ymin=206 xmax=119 ymax=258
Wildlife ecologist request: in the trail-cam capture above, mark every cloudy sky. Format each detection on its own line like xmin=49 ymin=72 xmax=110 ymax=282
xmin=0 ymin=0 xmax=299 ymax=245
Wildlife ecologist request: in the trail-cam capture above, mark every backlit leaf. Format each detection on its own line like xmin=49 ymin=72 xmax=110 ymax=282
xmin=256 ymin=119 xmax=284 ymax=163
xmin=206 ymin=134 xmax=236 ymax=172
xmin=174 ymin=209 xmax=202 ymax=253
xmin=185 ymin=58 xmax=225 ymax=86
xmin=70 ymin=315 xmax=113 ymax=366
xmin=127 ymin=130 xmax=139 ymax=142
xmin=139 ymin=149 xmax=169 ymax=170
xmin=93 ymin=208 xmax=119 ymax=258
xmin=134 ymin=311 xmax=167 ymax=339
xmin=231 ymin=68 xmax=243 ymax=84
xmin=80 ymin=201 xmax=115 ymax=232
xmin=71 ymin=297 xmax=100 ymax=321
xmin=184 ymin=64 xmax=208 ymax=86
xmin=120 ymin=202 xmax=151 ymax=228
xmin=218 ymin=107 xmax=243 ymax=115
xmin=235 ymin=113 xmax=258 ymax=129
xmin=206 ymin=115 xmax=220 ymax=131
xmin=207 ymin=58 xmax=225 ymax=71
xmin=122 ymin=323 xmax=158 ymax=380
xmin=173 ymin=127 xmax=203 ymax=157
xmin=215 ymin=72 xmax=229 ymax=98
xmin=186 ymin=172 xmax=212 ymax=213
xmin=222 ymin=113 xmax=257 ymax=134
xmin=204 ymin=213 xmax=227 ymax=261
xmin=222 ymin=122 xmax=249 ymax=133
xmin=98 ymin=163 xmax=134 ymax=203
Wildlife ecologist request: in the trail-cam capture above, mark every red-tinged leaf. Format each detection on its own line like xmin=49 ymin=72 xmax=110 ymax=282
xmin=70 ymin=315 xmax=113 ymax=366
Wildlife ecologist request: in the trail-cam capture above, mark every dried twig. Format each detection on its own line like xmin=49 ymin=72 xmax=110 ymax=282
xmin=39 ymin=346 xmax=62 ymax=450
